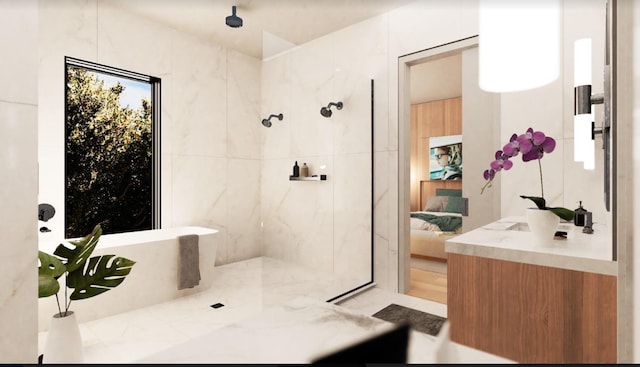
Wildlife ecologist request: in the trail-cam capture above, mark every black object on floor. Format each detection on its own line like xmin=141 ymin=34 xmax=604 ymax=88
xmin=372 ymin=303 xmax=446 ymax=336
xmin=312 ymin=322 xmax=410 ymax=364
xmin=210 ymin=303 xmax=224 ymax=309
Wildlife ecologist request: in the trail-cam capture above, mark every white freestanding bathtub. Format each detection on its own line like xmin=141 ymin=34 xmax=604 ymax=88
xmin=38 ymin=226 xmax=218 ymax=331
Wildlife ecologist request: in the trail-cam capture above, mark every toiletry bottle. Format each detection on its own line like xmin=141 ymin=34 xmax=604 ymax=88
xmin=293 ymin=161 xmax=299 ymax=177
xmin=301 ymin=163 xmax=309 ymax=177
xmin=574 ymin=201 xmax=587 ymax=227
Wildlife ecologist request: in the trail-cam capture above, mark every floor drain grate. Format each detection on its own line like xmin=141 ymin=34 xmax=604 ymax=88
xmin=210 ymin=303 xmax=224 ymax=309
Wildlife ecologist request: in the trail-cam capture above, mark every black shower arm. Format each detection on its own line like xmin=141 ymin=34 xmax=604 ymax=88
xmin=266 ymin=113 xmax=283 ymax=121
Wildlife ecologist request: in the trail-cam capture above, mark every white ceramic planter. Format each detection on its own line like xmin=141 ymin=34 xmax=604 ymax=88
xmin=526 ymin=208 xmax=559 ymax=246
xmin=43 ymin=311 xmax=83 ymax=363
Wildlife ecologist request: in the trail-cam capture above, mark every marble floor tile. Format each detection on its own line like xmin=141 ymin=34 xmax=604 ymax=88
xmin=38 ymin=256 xmax=512 ymax=364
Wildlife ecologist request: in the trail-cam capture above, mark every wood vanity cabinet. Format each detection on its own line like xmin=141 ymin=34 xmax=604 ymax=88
xmin=447 ymin=253 xmax=617 ymax=364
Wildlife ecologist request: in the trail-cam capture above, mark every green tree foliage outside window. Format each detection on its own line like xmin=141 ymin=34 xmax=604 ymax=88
xmin=66 ymin=67 xmax=153 ymax=238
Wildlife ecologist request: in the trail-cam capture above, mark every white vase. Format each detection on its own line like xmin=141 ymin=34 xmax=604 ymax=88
xmin=526 ymin=208 xmax=560 ymax=246
xmin=43 ymin=311 xmax=84 ymax=363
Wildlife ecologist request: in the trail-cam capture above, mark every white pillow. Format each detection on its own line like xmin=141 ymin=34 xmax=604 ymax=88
xmin=424 ymin=196 xmax=449 ymax=212
xmin=410 ymin=217 xmax=443 ymax=231
xmin=410 ymin=217 xmax=425 ymax=229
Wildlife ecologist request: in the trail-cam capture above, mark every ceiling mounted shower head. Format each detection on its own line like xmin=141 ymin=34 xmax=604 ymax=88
xmin=320 ymin=101 xmax=343 ymax=118
xmin=226 ymin=6 xmax=243 ymax=28
xmin=261 ymin=113 xmax=283 ymax=128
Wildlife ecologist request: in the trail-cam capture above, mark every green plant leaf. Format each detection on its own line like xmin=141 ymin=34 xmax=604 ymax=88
xmin=53 ymin=224 xmax=102 ymax=273
xmin=520 ymin=196 xmax=575 ymax=221
xmin=67 ymin=255 xmax=136 ymax=300
xmin=38 ymin=275 xmax=60 ymax=298
xmin=519 ymin=195 xmax=546 ymax=210
xmin=549 ymin=207 xmax=575 ymax=222
xmin=38 ymin=250 xmax=66 ymax=298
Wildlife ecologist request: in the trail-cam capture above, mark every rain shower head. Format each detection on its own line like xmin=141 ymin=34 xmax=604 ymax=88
xmin=320 ymin=101 xmax=343 ymax=118
xmin=261 ymin=113 xmax=283 ymax=128
xmin=226 ymin=6 xmax=243 ymax=28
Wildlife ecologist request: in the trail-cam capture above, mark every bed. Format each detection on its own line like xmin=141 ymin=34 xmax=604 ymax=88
xmin=410 ymin=188 xmax=464 ymax=262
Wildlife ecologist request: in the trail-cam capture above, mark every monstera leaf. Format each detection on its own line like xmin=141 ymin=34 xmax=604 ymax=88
xmin=53 ymin=224 xmax=102 ymax=273
xmin=67 ymin=255 xmax=136 ymax=300
xmin=38 ymin=250 xmax=66 ymax=298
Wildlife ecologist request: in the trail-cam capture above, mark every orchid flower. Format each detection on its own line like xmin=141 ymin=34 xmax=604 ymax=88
xmin=481 ymin=127 xmax=573 ymax=221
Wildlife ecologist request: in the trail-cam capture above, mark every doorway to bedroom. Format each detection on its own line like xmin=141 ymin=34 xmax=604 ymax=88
xmin=407 ymin=54 xmax=462 ymax=305
xmin=399 ymin=36 xmax=498 ymax=305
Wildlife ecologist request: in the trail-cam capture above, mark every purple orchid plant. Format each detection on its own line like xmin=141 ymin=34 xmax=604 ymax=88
xmin=481 ymin=127 xmax=574 ymax=221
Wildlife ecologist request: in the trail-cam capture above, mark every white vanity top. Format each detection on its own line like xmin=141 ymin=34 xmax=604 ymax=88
xmin=445 ymin=216 xmax=617 ymax=276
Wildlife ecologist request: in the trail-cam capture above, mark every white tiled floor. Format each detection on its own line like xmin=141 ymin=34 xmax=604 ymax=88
xmin=38 ymin=256 xmax=512 ymax=364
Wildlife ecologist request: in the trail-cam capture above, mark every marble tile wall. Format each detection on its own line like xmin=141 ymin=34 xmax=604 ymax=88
xmin=260 ymin=16 xmax=389 ymax=293
xmin=36 ymin=1 xmax=262 ymax=268
xmin=0 ymin=0 xmax=39 ymax=363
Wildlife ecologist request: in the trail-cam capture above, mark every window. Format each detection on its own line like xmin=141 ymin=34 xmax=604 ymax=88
xmin=64 ymin=57 xmax=161 ymax=238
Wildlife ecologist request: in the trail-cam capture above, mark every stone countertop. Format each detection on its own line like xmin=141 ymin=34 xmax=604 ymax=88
xmin=445 ymin=216 xmax=617 ymax=276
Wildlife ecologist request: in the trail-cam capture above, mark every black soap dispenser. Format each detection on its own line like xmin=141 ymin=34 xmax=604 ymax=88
xmin=292 ymin=161 xmax=300 ymax=177
xmin=574 ymin=201 xmax=587 ymax=227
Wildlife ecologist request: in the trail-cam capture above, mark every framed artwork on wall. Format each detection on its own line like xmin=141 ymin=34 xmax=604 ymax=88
xmin=429 ymin=135 xmax=462 ymax=180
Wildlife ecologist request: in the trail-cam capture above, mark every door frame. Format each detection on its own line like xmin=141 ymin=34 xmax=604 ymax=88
xmin=397 ymin=36 xmax=479 ymax=293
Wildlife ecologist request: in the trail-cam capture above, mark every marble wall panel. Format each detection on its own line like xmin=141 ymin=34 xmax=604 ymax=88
xmin=261 ymin=158 xmax=294 ymax=262
xmin=37 ymin=0 xmax=98 ymax=241
xmin=227 ymin=50 xmax=262 ymax=159
xmin=387 ymin=0 xmax=463 ymax=65
xmin=290 ymin=36 xmax=335 ymax=158
xmin=0 ymin=101 xmax=38 ymax=362
xmin=373 ymin=151 xmax=391 ymax=290
xmin=170 ymin=33 xmax=228 ymax=158
xmin=262 ymin=54 xmax=293 ymax=159
xmin=171 ymin=155 xmax=228 ymax=263
xmin=227 ymin=158 xmax=262 ymax=262
xmin=333 ymin=153 xmax=372 ymax=282
xmin=0 ymin=0 xmax=38 ymax=104
xmin=96 ymin=2 xmax=173 ymax=76
xmin=289 ymin=156 xmax=334 ymax=273
xmin=332 ymin=16 xmax=387 ymax=155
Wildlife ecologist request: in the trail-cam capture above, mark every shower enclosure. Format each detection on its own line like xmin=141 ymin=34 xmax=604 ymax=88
xmin=260 ymin=52 xmax=375 ymax=301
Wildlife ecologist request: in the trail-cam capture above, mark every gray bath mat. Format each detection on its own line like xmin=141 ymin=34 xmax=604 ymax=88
xmin=372 ymin=304 xmax=446 ymax=336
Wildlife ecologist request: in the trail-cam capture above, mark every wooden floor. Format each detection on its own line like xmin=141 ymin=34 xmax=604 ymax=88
xmin=408 ymin=267 xmax=447 ymax=305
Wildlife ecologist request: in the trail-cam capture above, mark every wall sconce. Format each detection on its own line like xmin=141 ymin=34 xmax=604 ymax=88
xmin=573 ymin=38 xmax=599 ymax=170
xmin=478 ymin=0 xmax=560 ymax=92
xmin=572 ymin=1 xmax=612 ymax=212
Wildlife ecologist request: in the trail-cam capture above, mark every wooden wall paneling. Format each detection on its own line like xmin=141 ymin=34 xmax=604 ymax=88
xmin=423 ymin=100 xmax=445 ymax=138
xmin=444 ymin=97 xmax=462 ymax=135
xmin=448 ymin=253 xmax=617 ymax=364
xmin=412 ymin=98 xmax=463 ymax=211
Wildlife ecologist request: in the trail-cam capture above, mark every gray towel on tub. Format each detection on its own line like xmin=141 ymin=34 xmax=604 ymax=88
xmin=178 ymin=234 xmax=201 ymax=290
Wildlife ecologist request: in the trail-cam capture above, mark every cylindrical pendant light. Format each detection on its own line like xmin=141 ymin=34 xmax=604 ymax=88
xmin=478 ymin=0 xmax=560 ymax=92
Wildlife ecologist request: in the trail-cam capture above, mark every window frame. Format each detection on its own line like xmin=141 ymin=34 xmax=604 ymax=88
xmin=64 ymin=56 xmax=161 ymax=236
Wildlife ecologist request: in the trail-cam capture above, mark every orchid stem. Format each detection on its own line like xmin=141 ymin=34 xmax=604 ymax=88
xmin=538 ymin=158 xmax=544 ymax=199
